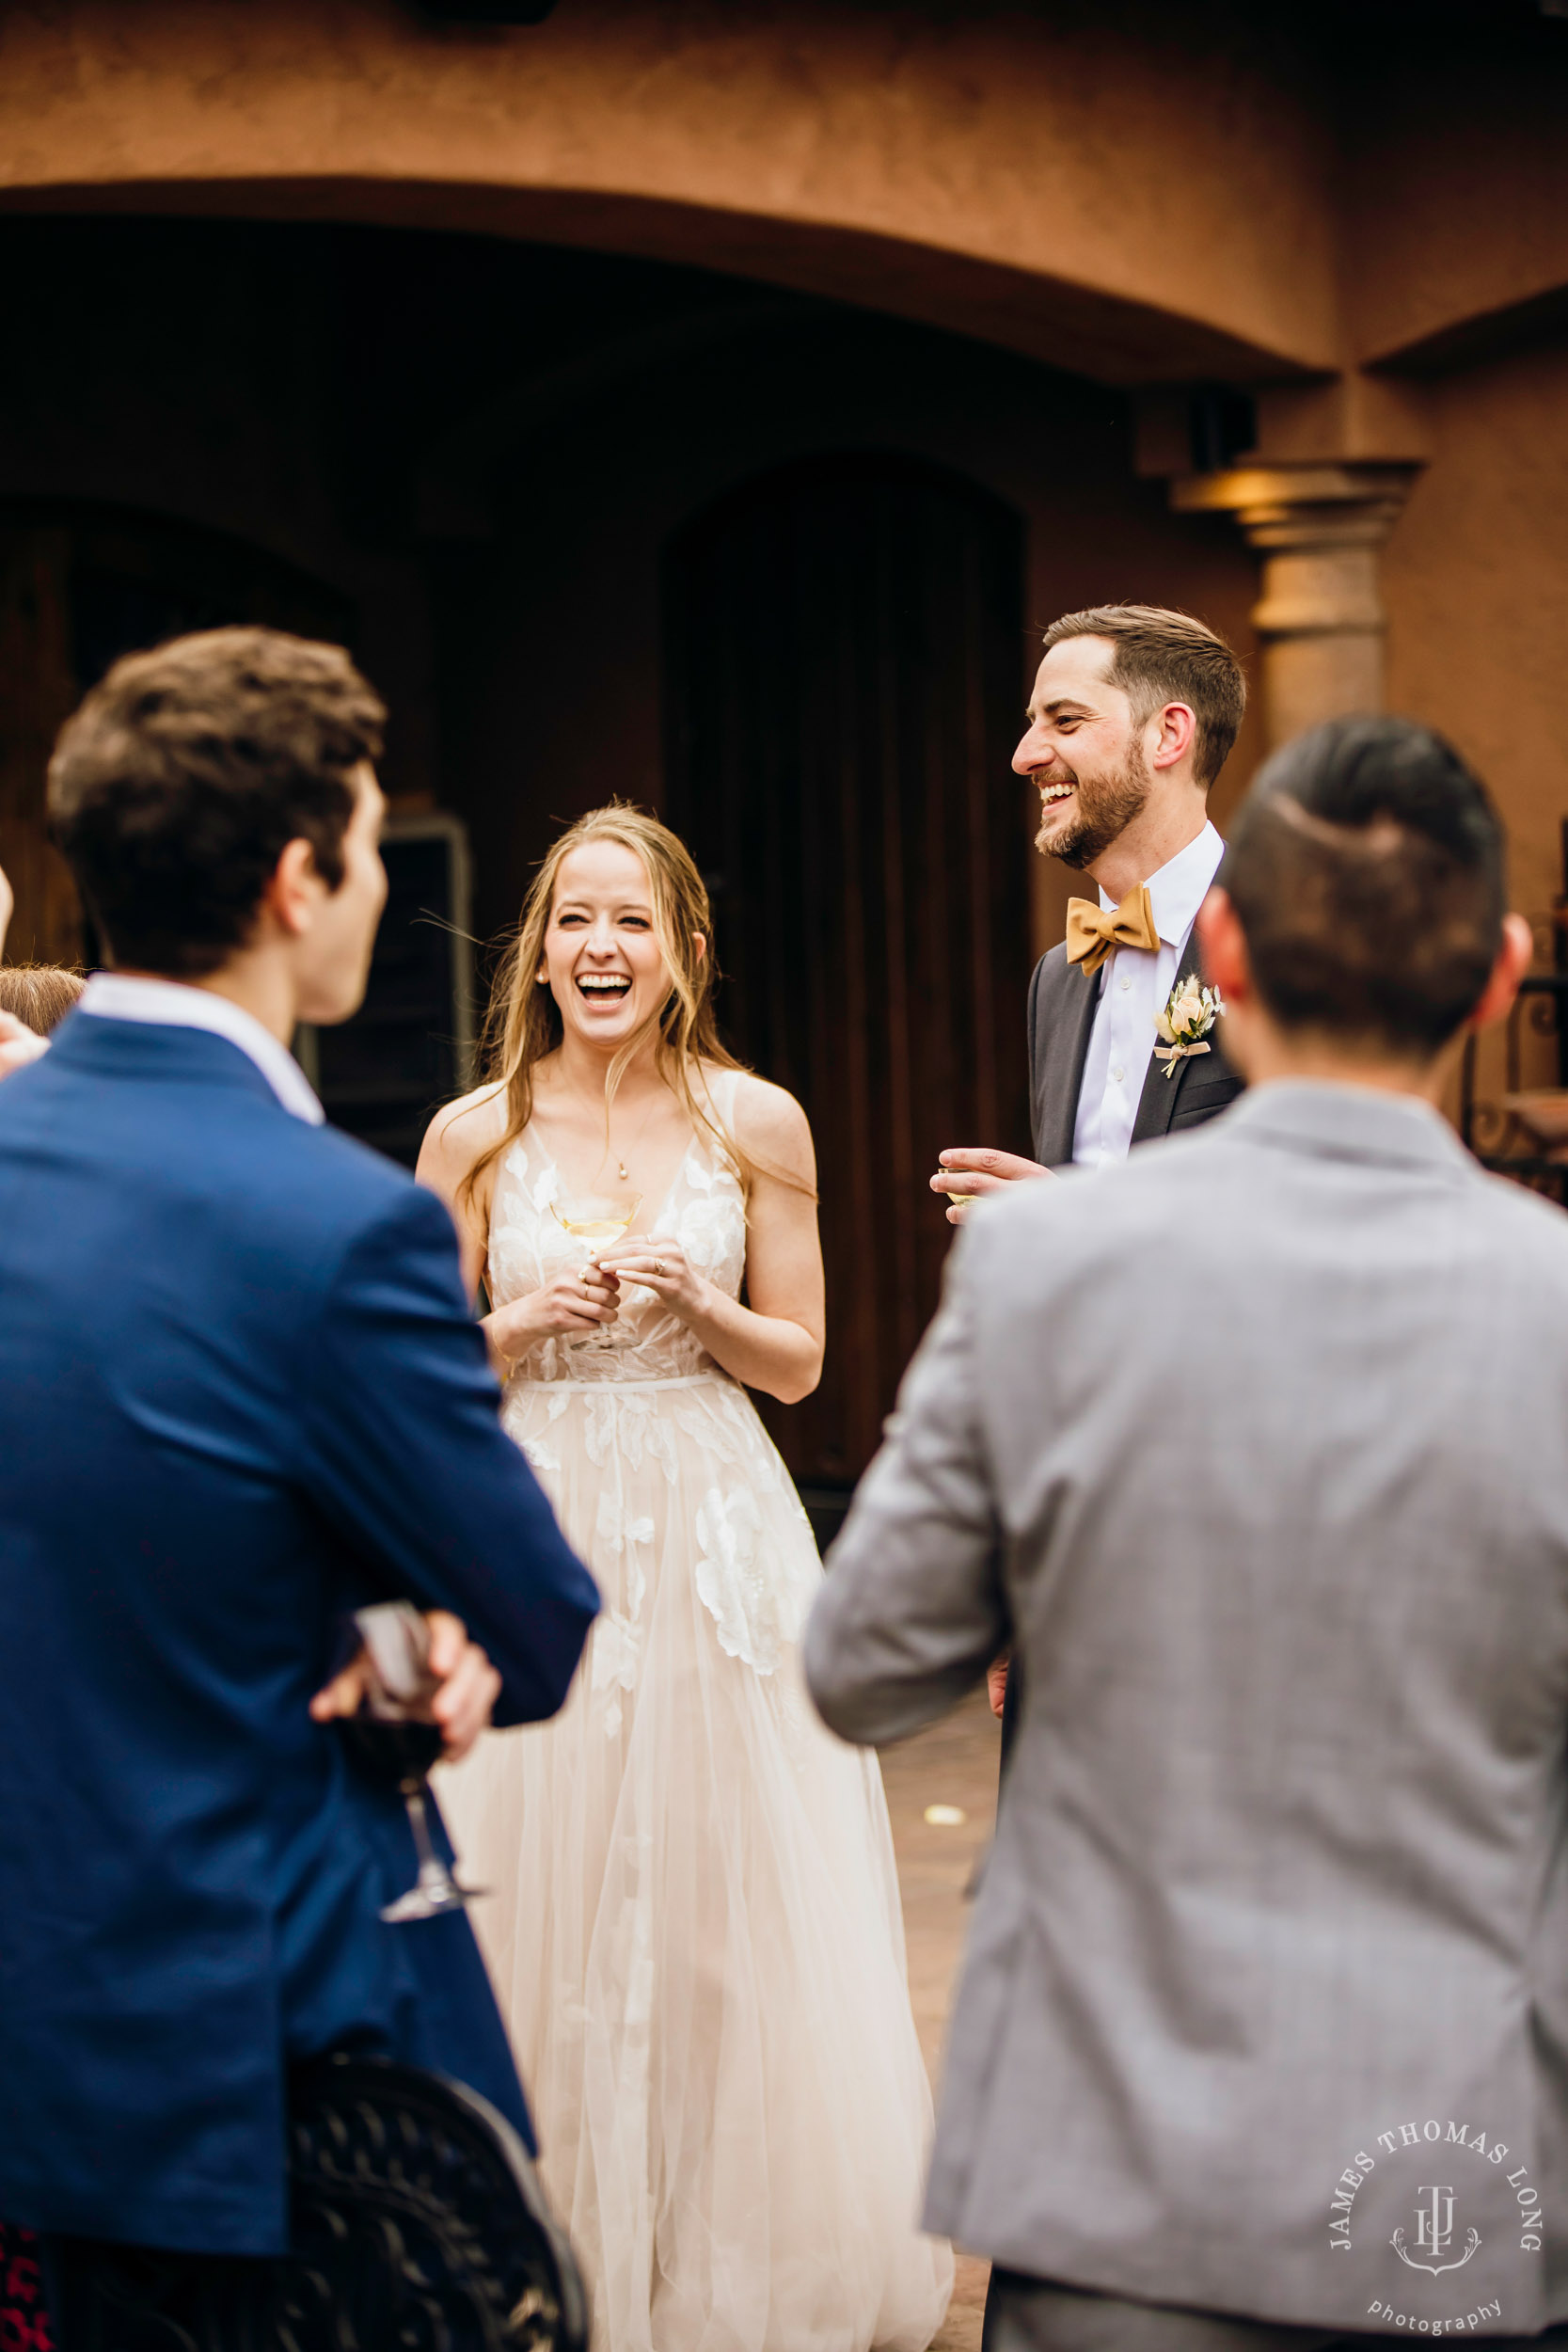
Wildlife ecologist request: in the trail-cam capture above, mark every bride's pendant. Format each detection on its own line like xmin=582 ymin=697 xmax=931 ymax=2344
xmin=617 ymin=1160 xmax=628 ymax=1182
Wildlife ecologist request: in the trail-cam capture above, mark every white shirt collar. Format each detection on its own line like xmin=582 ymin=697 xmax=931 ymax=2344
xmin=1099 ymin=819 xmax=1225 ymax=948
xmin=78 ymin=974 xmax=325 ymax=1125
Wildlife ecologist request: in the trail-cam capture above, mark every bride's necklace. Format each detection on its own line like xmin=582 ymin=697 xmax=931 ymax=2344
xmin=605 ymin=1083 xmax=665 ymax=1186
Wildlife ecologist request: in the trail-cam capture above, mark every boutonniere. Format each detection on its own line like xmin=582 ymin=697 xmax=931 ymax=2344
xmin=1153 ymin=975 xmax=1224 ymax=1078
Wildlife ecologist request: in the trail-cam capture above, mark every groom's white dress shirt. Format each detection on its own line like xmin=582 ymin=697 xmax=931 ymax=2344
xmin=1070 ymin=819 xmax=1224 ymax=1170
xmin=79 ymin=973 xmax=324 ymax=1125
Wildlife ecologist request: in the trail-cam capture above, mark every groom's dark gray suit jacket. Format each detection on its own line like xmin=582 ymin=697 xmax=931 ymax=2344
xmin=1027 ymin=920 xmax=1242 ymax=1169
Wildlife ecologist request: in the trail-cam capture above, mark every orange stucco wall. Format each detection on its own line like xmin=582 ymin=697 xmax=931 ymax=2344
xmin=1347 ymin=31 xmax=1568 ymax=371
xmin=0 ymin=0 xmax=1344 ymax=383
xmin=4 ymin=2 xmax=1563 ymax=396
xmin=1386 ymin=342 xmax=1568 ymax=928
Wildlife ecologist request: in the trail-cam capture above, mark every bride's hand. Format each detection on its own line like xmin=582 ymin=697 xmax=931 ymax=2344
xmin=595 ymin=1236 xmax=708 ymax=1323
xmin=487 ymin=1263 xmax=621 ymax=1360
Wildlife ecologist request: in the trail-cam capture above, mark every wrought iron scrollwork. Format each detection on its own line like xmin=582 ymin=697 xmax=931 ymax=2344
xmin=43 ymin=2058 xmax=589 ymax=2352
xmin=280 ymin=2057 xmax=590 ymax=2352
xmin=1528 ymin=988 xmax=1564 ymax=1045
xmin=1461 ymin=961 xmax=1568 ymax=1208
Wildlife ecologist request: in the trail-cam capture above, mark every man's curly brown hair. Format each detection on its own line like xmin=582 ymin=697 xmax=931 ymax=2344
xmin=49 ymin=626 xmax=386 ymax=977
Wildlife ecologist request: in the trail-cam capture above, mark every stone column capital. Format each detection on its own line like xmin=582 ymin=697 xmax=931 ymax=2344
xmin=1170 ymin=463 xmax=1424 ymax=749
xmin=1170 ymin=461 xmax=1422 ymax=554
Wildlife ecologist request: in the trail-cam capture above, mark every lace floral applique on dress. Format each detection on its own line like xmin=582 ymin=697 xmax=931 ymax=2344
xmin=483 ymin=1076 xmax=811 ymax=1684
xmin=694 ymin=1485 xmax=816 ymax=1677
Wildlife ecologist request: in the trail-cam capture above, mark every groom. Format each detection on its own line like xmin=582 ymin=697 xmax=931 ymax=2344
xmin=934 ymin=604 xmax=1248 ymax=1727
xmin=933 ymin=602 xmax=1247 ymax=1211
xmin=0 ymin=628 xmax=599 ymax=2273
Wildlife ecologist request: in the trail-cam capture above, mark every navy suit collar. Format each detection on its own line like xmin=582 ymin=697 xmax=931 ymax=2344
xmin=46 ymin=1008 xmax=293 ymax=1113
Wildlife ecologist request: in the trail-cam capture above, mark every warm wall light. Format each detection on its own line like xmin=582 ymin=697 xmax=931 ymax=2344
xmin=924 ymin=1804 xmax=967 ymax=1829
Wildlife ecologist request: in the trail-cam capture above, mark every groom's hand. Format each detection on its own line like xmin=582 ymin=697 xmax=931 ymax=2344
xmin=310 ymin=1609 xmax=502 ymax=1763
xmin=931 ymin=1148 xmax=1052 ymax=1224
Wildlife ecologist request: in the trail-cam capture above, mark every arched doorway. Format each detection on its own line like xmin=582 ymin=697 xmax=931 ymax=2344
xmin=665 ymin=453 xmax=1033 ymax=1519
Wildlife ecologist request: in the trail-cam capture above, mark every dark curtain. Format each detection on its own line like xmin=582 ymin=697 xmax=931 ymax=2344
xmin=665 ymin=453 xmax=1032 ymax=1491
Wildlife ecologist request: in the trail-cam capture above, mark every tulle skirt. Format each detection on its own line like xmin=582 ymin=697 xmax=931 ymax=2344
xmin=438 ymin=1370 xmax=952 ymax=2352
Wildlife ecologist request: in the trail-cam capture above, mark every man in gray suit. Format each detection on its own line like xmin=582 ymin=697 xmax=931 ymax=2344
xmin=806 ymin=716 xmax=1568 ymax=2347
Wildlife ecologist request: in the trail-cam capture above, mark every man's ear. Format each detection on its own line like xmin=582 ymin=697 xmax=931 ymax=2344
xmin=1467 ymin=913 xmax=1534 ymax=1033
xmin=1195 ymin=886 xmax=1251 ymax=1003
xmin=1148 ymin=700 xmax=1197 ymax=774
xmin=258 ymin=837 xmax=325 ymax=941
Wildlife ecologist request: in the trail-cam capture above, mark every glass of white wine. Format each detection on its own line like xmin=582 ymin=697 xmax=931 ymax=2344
xmin=935 ymin=1164 xmax=979 ymax=1209
xmin=550 ymin=1191 xmax=641 ymax=1250
xmin=551 ymin=1193 xmax=641 ymax=1347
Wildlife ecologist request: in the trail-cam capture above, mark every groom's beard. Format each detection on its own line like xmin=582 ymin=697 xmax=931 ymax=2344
xmin=1037 ymin=741 xmax=1152 ymax=869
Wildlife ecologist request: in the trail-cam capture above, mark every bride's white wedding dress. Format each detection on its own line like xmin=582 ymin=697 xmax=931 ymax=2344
xmin=439 ymin=1076 xmax=953 ymax=2352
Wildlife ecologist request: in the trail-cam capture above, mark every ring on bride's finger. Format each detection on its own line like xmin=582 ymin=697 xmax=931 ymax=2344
xmin=579 ymin=1263 xmax=595 ymax=1284
xmin=653 ymin=1258 xmax=667 ymax=1277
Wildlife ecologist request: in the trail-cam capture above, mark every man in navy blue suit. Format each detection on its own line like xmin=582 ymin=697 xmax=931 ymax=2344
xmin=0 ymin=628 xmax=599 ymax=2264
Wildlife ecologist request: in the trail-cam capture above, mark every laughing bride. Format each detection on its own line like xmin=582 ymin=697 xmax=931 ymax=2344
xmin=419 ymin=804 xmax=952 ymax=2352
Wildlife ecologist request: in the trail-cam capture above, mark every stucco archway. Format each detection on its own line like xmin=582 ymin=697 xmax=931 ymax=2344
xmin=0 ymin=1 xmax=1345 ymax=386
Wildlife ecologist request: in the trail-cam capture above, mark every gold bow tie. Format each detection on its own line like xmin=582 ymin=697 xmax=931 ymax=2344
xmin=1065 ymin=885 xmax=1161 ymax=977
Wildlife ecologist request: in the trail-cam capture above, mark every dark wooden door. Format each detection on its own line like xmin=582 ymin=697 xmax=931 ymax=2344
xmin=665 ymin=453 xmax=1032 ymax=1500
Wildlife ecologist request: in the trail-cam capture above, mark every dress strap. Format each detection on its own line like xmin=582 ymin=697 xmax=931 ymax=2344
xmin=706 ymin=1065 xmax=744 ymax=1128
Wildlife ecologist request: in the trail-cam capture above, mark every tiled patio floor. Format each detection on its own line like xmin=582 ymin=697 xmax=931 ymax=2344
xmin=879 ymin=1688 xmax=1001 ymax=2352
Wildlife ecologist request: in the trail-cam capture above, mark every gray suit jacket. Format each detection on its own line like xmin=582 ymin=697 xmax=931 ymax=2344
xmin=1027 ymin=925 xmax=1243 ymax=1168
xmin=806 ymin=1086 xmax=1568 ymax=2334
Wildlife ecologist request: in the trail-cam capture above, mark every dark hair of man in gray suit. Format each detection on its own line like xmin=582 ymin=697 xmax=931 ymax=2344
xmin=806 ymin=718 xmax=1568 ymax=2349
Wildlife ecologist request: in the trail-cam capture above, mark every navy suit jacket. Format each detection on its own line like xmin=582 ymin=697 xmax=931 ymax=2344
xmin=0 ymin=1013 xmax=599 ymax=2254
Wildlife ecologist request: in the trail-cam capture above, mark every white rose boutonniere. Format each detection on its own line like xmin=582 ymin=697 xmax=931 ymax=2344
xmin=1153 ymin=975 xmax=1224 ymax=1078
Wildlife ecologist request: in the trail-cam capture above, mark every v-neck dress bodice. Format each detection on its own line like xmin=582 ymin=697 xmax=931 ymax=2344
xmin=487 ymin=1117 xmax=745 ymax=1387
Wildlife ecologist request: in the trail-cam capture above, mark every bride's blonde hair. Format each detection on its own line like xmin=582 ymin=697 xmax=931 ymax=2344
xmin=461 ymin=803 xmax=752 ymax=1212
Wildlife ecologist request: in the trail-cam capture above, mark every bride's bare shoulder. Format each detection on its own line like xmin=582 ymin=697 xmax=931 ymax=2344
xmin=417 ymin=1081 xmax=509 ymax=1184
xmin=714 ymin=1067 xmax=816 ymax=1189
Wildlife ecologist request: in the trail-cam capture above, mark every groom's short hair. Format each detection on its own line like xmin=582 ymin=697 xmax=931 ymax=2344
xmin=49 ymin=627 xmax=385 ymax=977
xmin=1225 ymin=715 xmax=1505 ymax=1057
xmin=1039 ymin=604 xmax=1245 ymax=787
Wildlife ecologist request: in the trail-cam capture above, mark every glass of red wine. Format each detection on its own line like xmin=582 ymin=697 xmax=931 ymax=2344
xmin=343 ymin=1602 xmax=484 ymax=1924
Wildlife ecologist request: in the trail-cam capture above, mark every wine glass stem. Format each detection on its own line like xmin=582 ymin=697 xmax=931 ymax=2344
xmin=402 ymin=1780 xmax=448 ymax=1887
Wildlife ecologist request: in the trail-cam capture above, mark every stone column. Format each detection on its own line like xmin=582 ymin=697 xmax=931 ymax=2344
xmin=1170 ymin=463 xmax=1422 ymax=751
